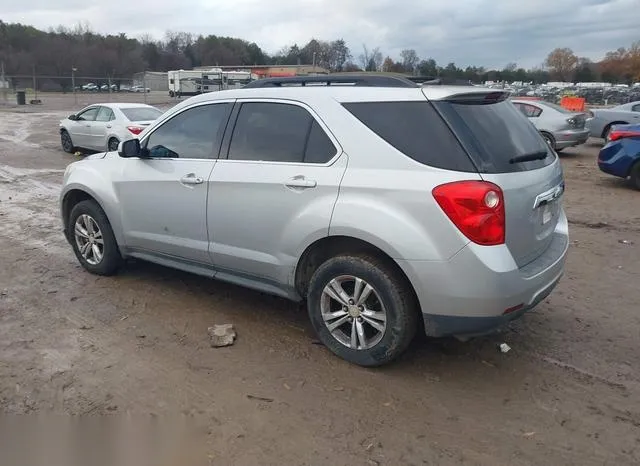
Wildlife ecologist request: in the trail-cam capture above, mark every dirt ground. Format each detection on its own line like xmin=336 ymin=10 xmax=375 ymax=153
xmin=0 ymin=101 xmax=639 ymax=466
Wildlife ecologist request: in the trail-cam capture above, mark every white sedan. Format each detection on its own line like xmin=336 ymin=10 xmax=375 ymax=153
xmin=59 ymin=103 xmax=163 ymax=153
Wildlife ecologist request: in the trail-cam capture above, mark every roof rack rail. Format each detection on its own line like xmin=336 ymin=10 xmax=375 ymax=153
xmin=407 ymin=76 xmax=476 ymax=86
xmin=243 ymin=74 xmax=419 ymax=89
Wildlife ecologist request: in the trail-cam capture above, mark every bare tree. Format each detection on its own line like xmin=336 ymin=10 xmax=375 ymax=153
xmin=400 ymin=49 xmax=419 ymax=74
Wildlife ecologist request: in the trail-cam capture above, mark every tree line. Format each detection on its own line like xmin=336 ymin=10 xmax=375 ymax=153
xmin=1 ymin=20 xmax=638 ymax=85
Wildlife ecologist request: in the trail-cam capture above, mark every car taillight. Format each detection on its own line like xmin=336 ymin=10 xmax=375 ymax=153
xmin=127 ymin=126 xmax=144 ymax=135
xmin=432 ymin=181 xmax=505 ymax=246
xmin=609 ymin=129 xmax=640 ymax=142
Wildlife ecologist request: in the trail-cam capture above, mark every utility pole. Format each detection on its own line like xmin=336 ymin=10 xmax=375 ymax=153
xmin=143 ymin=70 xmax=148 ymax=104
xmin=1 ymin=61 xmax=6 ymax=103
xmin=72 ymin=67 xmax=78 ymax=105
xmin=32 ymin=65 xmax=37 ymax=101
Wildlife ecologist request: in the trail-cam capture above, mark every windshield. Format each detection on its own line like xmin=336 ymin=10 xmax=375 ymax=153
xmin=433 ymin=99 xmax=554 ymax=173
xmin=121 ymin=107 xmax=162 ymax=122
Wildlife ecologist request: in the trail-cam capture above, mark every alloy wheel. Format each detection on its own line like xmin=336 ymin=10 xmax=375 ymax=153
xmin=74 ymin=214 xmax=104 ymax=265
xmin=320 ymin=275 xmax=387 ymax=350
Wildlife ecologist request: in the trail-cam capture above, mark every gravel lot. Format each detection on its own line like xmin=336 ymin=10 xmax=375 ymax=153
xmin=0 ymin=101 xmax=639 ymax=465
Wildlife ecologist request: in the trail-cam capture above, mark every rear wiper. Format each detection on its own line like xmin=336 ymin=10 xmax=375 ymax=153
xmin=509 ymin=151 xmax=548 ymax=164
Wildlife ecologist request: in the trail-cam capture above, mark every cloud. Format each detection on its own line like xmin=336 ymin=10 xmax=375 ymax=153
xmin=2 ymin=0 xmax=639 ymax=68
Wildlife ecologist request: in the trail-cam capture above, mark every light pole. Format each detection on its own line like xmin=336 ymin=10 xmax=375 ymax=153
xmin=72 ymin=67 xmax=78 ymax=105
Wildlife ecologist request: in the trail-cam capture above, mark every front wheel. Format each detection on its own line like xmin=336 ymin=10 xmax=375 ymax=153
xmin=307 ymin=254 xmax=418 ymax=366
xmin=61 ymin=130 xmax=75 ymax=153
xmin=69 ymin=200 xmax=122 ymax=275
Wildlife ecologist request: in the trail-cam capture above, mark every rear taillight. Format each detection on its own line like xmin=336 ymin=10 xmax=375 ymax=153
xmin=609 ymin=129 xmax=640 ymax=142
xmin=127 ymin=126 xmax=144 ymax=135
xmin=432 ymin=181 xmax=505 ymax=246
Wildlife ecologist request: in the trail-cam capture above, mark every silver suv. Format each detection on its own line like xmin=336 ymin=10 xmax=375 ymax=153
xmin=60 ymin=75 xmax=568 ymax=366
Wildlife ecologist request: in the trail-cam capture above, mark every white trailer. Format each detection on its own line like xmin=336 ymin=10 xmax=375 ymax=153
xmin=222 ymin=71 xmax=252 ymax=89
xmin=168 ymin=69 xmax=223 ymax=97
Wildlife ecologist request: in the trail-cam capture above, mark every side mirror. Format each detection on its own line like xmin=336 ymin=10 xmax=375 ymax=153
xmin=68 ymin=114 xmax=77 ymax=121
xmin=119 ymin=139 xmax=142 ymax=158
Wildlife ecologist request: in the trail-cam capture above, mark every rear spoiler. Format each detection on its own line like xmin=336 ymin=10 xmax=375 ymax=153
xmin=423 ymin=88 xmax=511 ymax=104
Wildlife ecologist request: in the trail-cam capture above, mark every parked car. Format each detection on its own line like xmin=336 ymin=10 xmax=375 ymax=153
xmin=60 ymin=76 xmax=568 ymax=366
xmin=130 ymin=85 xmax=151 ymax=93
xmin=59 ymin=103 xmax=163 ymax=153
xmin=81 ymin=83 xmax=98 ymax=92
xmin=99 ymin=84 xmax=118 ymax=92
xmin=512 ymin=99 xmax=590 ymax=151
xmin=587 ymin=101 xmax=640 ymax=140
xmin=597 ymin=123 xmax=640 ymax=190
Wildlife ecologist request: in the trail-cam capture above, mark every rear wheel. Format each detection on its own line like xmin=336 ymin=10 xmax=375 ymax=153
xmin=541 ymin=132 xmax=555 ymax=150
xmin=630 ymin=161 xmax=640 ymax=191
xmin=61 ymin=130 xmax=75 ymax=153
xmin=307 ymin=254 xmax=418 ymax=367
xmin=108 ymin=137 xmax=120 ymax=152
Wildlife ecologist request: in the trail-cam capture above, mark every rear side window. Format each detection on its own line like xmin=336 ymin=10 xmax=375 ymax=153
xmin=342 ymin=101 xmax=475 ymax=172
xmin=514 ymin=103 xmax=542 ymax=118
xmin=433 ymin=99 xmax=554 ymax=173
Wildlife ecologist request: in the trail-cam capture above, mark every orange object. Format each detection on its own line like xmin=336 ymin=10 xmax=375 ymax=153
xmin=560 ymin=96 xmax=585 ymax=112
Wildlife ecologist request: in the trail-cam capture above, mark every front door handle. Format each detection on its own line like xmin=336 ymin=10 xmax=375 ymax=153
xmin=285 ymin=175 xmax=317 ymax=189
xmin=180 ymin=173 xmax=204 ymax=185
xmin=106 ymin=125 xmax=112 ymax=128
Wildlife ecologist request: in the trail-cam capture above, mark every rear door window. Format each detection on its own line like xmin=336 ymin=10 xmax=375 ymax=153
xmin=227 ymin=102 xmax=336 ymax=164
xmin=95 ymin=107 xmax=114 ymax=122
xmin=432 ymin=98 xmax=554 ymax=173
xmin=342 ymin=101 xmax=475 ymax=172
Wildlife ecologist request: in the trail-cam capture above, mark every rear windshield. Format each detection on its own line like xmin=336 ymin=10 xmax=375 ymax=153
xmin=542 ymin=102 xmax=571 ymax=114
xmin=342 ymin=101 xmax=476 ymax=172
xmin=432 ymin=99 xmax=554 ymax=173
xmin=121 ymin=107 xmax=162 ymax=122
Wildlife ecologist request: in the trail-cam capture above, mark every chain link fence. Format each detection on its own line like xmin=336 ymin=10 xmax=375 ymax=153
xmin=0 ymin=74 xmax=176 ymax=110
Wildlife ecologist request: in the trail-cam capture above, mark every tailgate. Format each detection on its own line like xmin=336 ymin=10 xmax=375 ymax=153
xmin=430 ymin=90 xmax=564 ymax=267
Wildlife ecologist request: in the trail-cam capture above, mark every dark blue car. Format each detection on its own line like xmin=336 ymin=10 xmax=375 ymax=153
xmin=598 ymin=123 xmax=640 ymax=190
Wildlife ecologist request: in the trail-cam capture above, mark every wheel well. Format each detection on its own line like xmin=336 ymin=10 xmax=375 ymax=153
xmin=61 ymin=189 xmax=95 ymax=239
xmin=294 ymin=236 xmax=416 ymax=300
xmin=540 ymin=130 xmax=554 ymax=141
xmin=602 ymin=121 xmax=628 ymax=139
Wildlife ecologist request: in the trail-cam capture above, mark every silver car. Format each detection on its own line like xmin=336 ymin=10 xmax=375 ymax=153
xmin=587 ymin=101 xmax=640 ymax=140
xmin=511 ymin=99 xmax=590 ymax=151
xmin=60 ymin=76 xmax=568 ymax=366
xmin=59 ymin=103 xmax=162 ymax=153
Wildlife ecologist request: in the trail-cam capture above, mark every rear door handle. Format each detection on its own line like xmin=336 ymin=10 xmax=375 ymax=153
xmin=106 ymin=125 xmax=112 ymax=128
xmin=180 ymin=173 xmax=204 ymax=185
xmin=285 ymin=175 xmax=317 ymax=189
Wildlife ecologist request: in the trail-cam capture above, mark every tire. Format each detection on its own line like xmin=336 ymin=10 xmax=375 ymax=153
xmin=541 ymin=132 xmax=555 ymax=150
xmin=169 ymin=91 xmax=175 ymax=98
xmin=307 ymin=254 xmax=418 ymax=367
xmin=107 ymin=137 xmax=120 ymax=152
xmin=68 ymin=200 xmax=122 ymax=276
xmin=61 ymin=130 xmax=75 ymax=153
xmin=630 ymin=161 xmax=640 ymax=191
xmin=603 ymin=122 xmax=627 ymax=141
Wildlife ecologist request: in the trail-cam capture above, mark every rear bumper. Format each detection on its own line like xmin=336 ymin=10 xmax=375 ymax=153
xmin=598 ymin=141 xmax=636 ymax=178
xmin=398 ymin=212 xmax=569 ymax=337
xmin=554 ymin=128 xmax=590 ymax=149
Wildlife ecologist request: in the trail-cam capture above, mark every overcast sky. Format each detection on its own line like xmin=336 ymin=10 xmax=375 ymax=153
xmin=2 ymin=0 xmax=639 ymax=68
